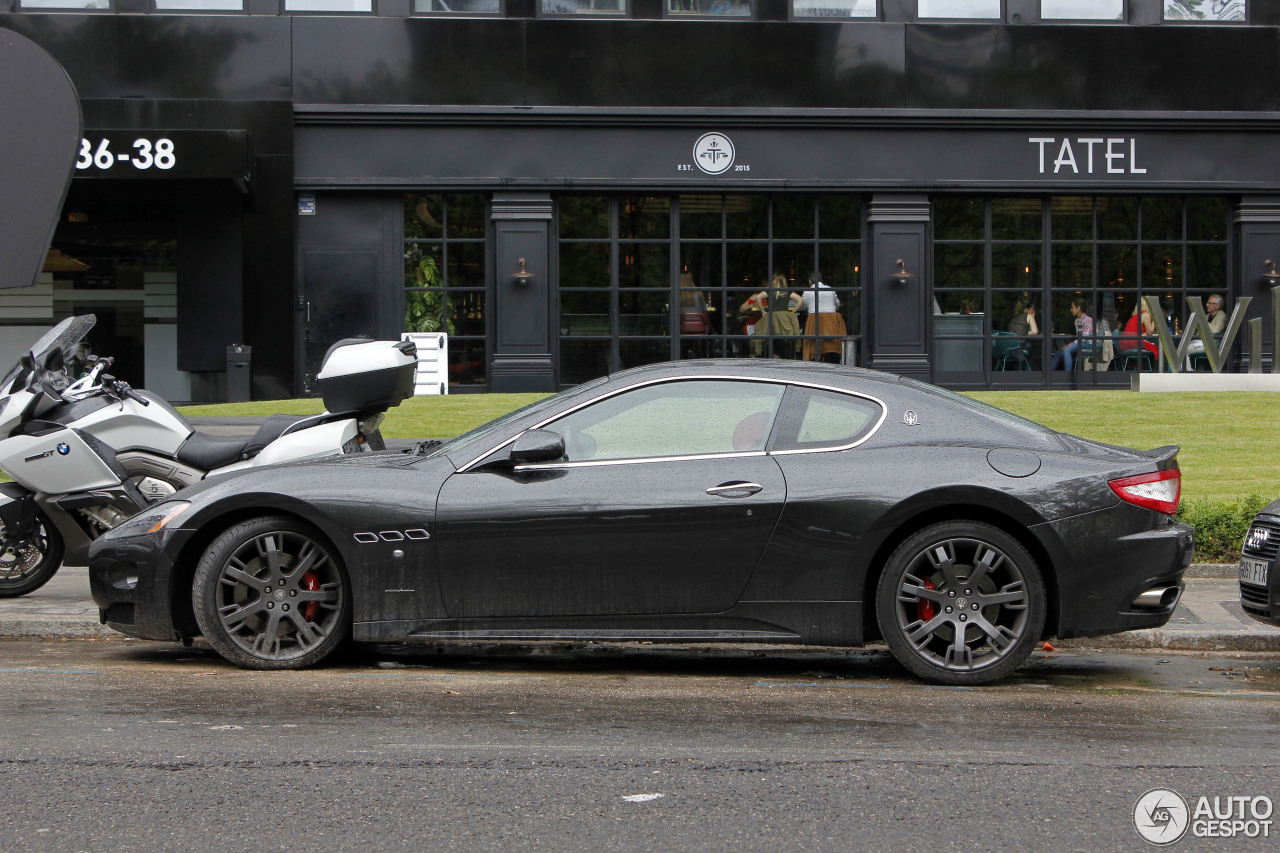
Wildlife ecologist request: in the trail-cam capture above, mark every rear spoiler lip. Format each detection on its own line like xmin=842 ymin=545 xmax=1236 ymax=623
xmin=1143 ymin=445 xmax=1181 ymax=470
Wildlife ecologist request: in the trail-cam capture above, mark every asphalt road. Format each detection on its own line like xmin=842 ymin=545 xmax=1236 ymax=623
xmin=1 ymin=639 xmax=1278 ymax=853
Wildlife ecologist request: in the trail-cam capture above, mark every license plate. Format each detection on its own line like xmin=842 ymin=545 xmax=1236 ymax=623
xmin=1240 ymin=557 xmax=1269 ymax=587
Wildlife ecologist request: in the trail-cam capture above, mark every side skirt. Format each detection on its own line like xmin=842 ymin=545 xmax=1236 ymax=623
xmin=352 ymin=601 xmax=863 ymax=646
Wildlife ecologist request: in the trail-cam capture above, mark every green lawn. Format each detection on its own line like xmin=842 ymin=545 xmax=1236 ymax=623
xmin=181 ymin=389 xmax=1280 ymax=503
xmin=968 ymin=391 xmax=1278 ymax=504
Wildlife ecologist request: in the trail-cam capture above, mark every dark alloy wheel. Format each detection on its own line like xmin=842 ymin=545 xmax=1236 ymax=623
xmin=0 ymin=515 xmax=64 ymax=598
xmin=193 ymin=516 xmax=350 ymax=669
xmin=875 ymin=521 xmax=1046 ymax=685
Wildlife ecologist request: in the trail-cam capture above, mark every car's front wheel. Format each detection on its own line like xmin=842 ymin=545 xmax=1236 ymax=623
xmin=875 ymin=521 xmax=1045 ymax=685
xmin=192 ymin=516 xmax=350 ymax=669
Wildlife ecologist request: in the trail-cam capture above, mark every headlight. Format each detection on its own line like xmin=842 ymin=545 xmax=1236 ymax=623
xmin=102 ymin=501 xmax=191 ymax=540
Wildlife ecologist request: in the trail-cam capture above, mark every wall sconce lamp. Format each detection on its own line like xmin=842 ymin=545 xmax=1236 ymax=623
xmin=891 ymin=258 xmax=914 ymax=284
xmin=1264 ymin=259 xmax=1280 ymax=284
xmin=512 ymin=257 xmax=536 ymax=285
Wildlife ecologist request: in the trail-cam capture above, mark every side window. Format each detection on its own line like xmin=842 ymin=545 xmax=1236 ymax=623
xmin=773 ymin=387 xmax=881 ymax=452
xmin=544 ymin=380 xmax=785 ymax=462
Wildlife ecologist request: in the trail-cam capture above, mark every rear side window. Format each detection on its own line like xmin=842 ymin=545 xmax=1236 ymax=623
xmin=771 ymin=387 xmax=882 ymax=452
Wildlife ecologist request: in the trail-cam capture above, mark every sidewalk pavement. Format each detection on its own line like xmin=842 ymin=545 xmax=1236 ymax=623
xmin=1 ymin=565 xmax=1276 ymax=652
xmin=3 ymin=417 xmax=1276 ymax=653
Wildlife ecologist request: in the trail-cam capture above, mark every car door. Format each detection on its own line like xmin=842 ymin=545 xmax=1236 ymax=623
xmin=434 ymin=378 xmax=789 ymax=618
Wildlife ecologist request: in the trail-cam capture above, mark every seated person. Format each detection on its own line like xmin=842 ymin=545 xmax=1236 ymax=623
xmin=1116 ymin=301 xmax=1158 ymax=364
xmin=1049 ymin=297 xmax=1092 ymax=370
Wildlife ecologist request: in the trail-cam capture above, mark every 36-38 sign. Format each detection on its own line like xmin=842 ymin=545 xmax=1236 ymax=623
xmin=75 ymin=137 xmax=176 ymax=172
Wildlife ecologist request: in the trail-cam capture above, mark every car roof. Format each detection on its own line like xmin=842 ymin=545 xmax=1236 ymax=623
xmin=605 ymin=359 xmax=902 ymax=389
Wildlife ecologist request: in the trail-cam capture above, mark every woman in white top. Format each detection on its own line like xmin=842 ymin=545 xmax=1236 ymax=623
xmin=800 ymin=270 xmax=846 ymax=362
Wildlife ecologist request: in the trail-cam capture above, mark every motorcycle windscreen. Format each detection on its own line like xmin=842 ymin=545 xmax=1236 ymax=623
xmin=0 ymin=314 xmax=95 ymax=389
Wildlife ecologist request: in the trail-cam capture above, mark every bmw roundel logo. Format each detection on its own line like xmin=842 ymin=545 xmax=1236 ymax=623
xmin=56 ymin=442 xmax=71 ymax=456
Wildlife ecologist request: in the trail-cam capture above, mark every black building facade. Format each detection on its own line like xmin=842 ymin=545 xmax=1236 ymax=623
xmin=3 ymin=0 xmax=1279 ymax=399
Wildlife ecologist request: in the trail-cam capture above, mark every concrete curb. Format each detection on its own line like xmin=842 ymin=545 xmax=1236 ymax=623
xmin=1057 ymin=632 xmax=1280 ymax=653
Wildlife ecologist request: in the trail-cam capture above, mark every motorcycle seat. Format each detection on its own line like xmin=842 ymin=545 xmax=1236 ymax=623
xmin=175 ymin=414 xmax=312 ymax=471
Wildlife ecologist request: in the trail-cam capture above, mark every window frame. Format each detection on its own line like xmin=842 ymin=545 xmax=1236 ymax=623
xmin=536 ymin=0 xmax=628 ymax=18
xmin=413 ymin=0 xmax=506 ymax=17
xmin=662 ymin=0 xmax=756 ymax=19
xmin=1039 ymin=0 xmax=1125 ymax=21
xmin=788 ymin=0 xmax=877 ymax=19
xmin=916 ymin=0 xmax=1004 ymax=20
xmin=462 ymin=375 xmax=886 ymax=471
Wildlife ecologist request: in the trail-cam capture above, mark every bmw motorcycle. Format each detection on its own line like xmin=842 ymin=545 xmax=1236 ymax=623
xmin=0 ymin=315 xmax=417 ymax=596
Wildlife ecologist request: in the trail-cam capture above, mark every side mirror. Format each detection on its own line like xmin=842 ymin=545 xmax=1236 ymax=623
xmin=508 ymin=429 xmax=565 ymax=464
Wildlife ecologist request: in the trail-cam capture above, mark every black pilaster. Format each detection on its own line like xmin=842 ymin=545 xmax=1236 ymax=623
xmin=490 ymin=193 xmax=556 ymax=392
xmin=1235 ymin=198 xmax=1280 ymax=373
xmin=866 ymin=195 xmax=931 ymax=382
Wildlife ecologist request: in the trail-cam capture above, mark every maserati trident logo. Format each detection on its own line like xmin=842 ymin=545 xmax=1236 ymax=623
xmin=693 ymin=132 xmax=735 ymax=175
xmin=1245 ymin=526 xmax=1270 ymax=553
xmin=902 ymin=410 xmax=919 ymax=426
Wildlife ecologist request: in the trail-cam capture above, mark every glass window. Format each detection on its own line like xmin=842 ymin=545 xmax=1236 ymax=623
xmin=285 ymin=0 xmax=371 ymax=10
xmin=918 ymin=0 xmax=1000 ymax=17
xmin=155 ymin=0 xmax=242 ymax=7
xmin=773 ymin=388 xmax=880 ymax=451
xmin=545 ymin=380 xmax=786 ymax=462
xmin=1041 ymin=0 xmax=1123 ymax=18
xmin=404 ymin=194 xmax=488 ymax=388
xmin=667 ymin=0 xmax=753 ymax=15
xmin=557 ymin=194 xmax=863 ymax=384
xmin=792 ymin=0 xmax=875 ymax=17
xmin=416 ymin=0 xmax=501 ymax=10
xmin=19 ymin=0 xmax=109 ymax=7
xmin=541 ymin=0 xmax=625 ymax=12
xmin=1164 ymin=1 xmax=1245 ymax=21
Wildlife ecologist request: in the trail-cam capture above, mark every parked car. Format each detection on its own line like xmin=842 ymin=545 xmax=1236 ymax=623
xmin=88 ymin=360 xmax=1193 ymax=684
xmin=1239 ymin=500 xmax=1279 ymax=626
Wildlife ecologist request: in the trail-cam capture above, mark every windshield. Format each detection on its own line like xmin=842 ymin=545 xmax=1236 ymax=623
xmin=0 ymin=314 xmax=96 ymax=389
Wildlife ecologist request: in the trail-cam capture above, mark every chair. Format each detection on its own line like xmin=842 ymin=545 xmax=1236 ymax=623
xmin=1074 ymin=323 xmax=1114 ymax=371
xmin=1118 ymin=347 xmax=1154 ymax=371
xmin=992 ymin=331 xmax=1029 ymax=371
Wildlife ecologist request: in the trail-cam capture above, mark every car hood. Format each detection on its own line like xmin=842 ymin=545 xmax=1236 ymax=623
xmin=168 ymin=450 xmax=426 ymax=503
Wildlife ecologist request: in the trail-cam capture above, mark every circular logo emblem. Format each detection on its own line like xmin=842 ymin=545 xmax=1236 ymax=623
xmin=902 ymin=410 xmax=919 ymax=426
xmin=693 ymin=132 xmax=735 ymax=175
xmin=1133 ymin=788 xmax=1189 ymax=846
xmin=56 ymin=442 xmax=71 ymax=456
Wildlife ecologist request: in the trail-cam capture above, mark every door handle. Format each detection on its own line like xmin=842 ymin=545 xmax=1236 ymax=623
xmin=706 ymin=481 xmax=763 ymax=498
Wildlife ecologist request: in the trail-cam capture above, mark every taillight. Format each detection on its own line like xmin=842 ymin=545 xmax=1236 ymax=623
xmin=1109 ymin=469 xmax=1181 ymax=515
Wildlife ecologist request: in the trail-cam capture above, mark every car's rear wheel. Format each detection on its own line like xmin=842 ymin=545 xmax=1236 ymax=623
xmin=192 ymin=516 xmax=349 ymax=669
xmin=875 ymin=521 xmax=1045 ymax=685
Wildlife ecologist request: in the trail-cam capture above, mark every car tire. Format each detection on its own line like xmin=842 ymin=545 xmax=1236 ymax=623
xmin=875 ymin=521 xmax=1046 ymax=686
xmin=192 ymin=515 xmax=350 ymax=670
xmin=0 ymin=514 xmax=64 ymax=598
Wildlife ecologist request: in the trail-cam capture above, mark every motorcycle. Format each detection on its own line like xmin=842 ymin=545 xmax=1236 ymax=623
xmin=0 ymin=314 xmax=418 ymax=596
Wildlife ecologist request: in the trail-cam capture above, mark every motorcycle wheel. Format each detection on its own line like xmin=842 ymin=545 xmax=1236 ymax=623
xmin=0 ymin=514 xmax=65 ymax=597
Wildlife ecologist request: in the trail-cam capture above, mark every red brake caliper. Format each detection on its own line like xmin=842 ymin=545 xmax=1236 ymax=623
xmin=301 ymin=571 xmax=320 ymax=621
xmin=919 ymin=578 xmax=937 ymax=622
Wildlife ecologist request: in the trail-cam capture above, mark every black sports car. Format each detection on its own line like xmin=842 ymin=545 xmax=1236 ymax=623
xmin=89 ymin=361 xmax=1193 ymax=684
xmin=1239 ymin=500 xmax=1279 ymax=626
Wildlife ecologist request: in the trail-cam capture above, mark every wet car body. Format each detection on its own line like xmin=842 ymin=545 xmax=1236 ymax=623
xmin=1240 ymin=500 xmax=1280 ymax=625
xmin=89 ymin=361 xmax=1193 ymax=684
